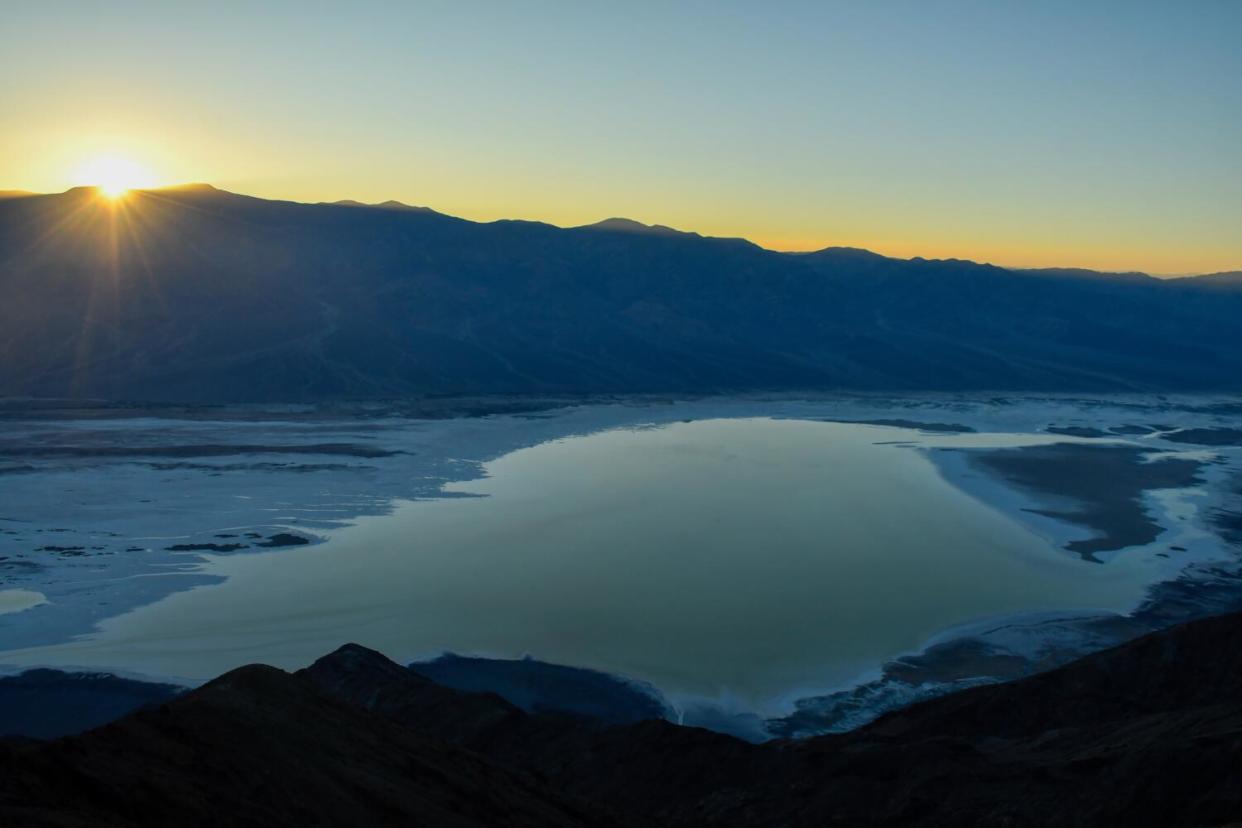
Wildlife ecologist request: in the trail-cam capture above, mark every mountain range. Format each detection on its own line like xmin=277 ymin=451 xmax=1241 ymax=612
xmin=3 ymin=609 xmax=1242 ymax=826
xmin=2 ymin=185 xmax=1241 ymax=402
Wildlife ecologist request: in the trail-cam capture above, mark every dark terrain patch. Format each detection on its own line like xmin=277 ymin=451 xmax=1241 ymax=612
xmin=0 ymin=560 xmax=43 ymax=572
xmin=1046 ymin=425 xmax=1111 ymax=438
xmin=1162 ymin=427 xmax=1242 ymax=446
xmin=829 ymin=419 xmax=976 ymax=434
xmin=0 ymin=669 xmax=184 ymax=740
xmin=412 ymin=653 xmax=669 ymax=725
xmin=1110 ymin=424 xmax=1156 ymax=435
xmin=966 ymin=444 xmax=1204 ymax=560
xmin=0 ymin=443 xmax=399 ymax=459
xmin=1212 ymin=509 xmax=1242 ymax=545
xmin=165 ymin=543 xmax=248 ymax=552
xmin=147 ymin=461 xmax=360 ymax=472
xmin=256 ymin=533 xmax=311 ymax=548
xmin=7 ymin=614 xmax=1242 ymax=826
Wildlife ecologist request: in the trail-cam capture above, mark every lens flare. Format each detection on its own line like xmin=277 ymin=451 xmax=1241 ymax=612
xmin=74 ymin=155 xmax=156 ymax=199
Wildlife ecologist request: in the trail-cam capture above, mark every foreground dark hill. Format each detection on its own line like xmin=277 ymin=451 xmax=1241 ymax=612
xmin=4 ymin=611 xmax=1242 ymax=826
xmin=0 ymin=663 xmax=628 ymax=828
xmin=2 ymin=185 xmax=1240 ymax=401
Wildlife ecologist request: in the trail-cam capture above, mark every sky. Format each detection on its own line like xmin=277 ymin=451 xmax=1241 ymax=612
xmin=2 ymin=1 xmax=1239 ymax=274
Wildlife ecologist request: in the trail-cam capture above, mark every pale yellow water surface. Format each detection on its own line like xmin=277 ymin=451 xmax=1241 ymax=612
xmin=2 ymin=419 xmax=1159 ymax=707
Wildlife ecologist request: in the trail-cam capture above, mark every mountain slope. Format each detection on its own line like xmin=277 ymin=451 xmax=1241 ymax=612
xmin=1 ymin=185 xmax=1240 ymax=402
xmin=0 ymin=662 xmax=628 ymax=827
xmin=6 ymin=611 xmax=1239 ymax=826
xmin=300 ymin=615 xmax=1242 ymax=826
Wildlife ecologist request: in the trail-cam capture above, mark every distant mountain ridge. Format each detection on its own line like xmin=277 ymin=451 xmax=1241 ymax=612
xmin=1 ymin=184 xmax=1240 ymax=402
xmin=327 ymin=197 xmax=436 ymax=213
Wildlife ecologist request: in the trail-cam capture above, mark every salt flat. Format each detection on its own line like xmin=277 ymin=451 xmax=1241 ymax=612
xmin=1 ymin=394 xmax=1239 ymax=737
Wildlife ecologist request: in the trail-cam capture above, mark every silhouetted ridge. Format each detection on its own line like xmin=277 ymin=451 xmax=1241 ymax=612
xmin=378 ymin=199 xmax=434 ymax=211
xmin=4 ymin=610 xmax=1242 ymax=825
xmin=298 ymin=644 xmax=527 ymax=740
xmin=301 ymin=642 xmax=437 ymax=701
xmin=413 ymin=653 xmax=670 ymax=724
xmin=186 ymin=663 xmax=307 ymax=707
xmin=1 ymin=185 xmax=1239 ymax=402
xmin=797 ymin=245 xmax=888 ymax=260
xmin=328 ymin=197 xmax=436 ymax=212
xmin=0 ymin=658 xmax=626 ymax=827
xmin=1191 ymin=270 xmax=1242 ymax=287
xmin=150 ymin=182 xmax=219 ymax=192
xmin=583 ymin=217 xmax=695 ymax=237
xmin=863 ymin=608 xmax=1242 ymax=742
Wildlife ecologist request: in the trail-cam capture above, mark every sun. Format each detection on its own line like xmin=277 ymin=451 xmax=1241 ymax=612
xmin=74 ymin=155 xmax=157 ymax=199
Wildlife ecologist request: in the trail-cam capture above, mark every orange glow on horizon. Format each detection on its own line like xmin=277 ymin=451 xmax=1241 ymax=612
xmin=72 ymin=155 xmax=158 ymax=200
xmin=10 ymin=150 xmax=1236 ymax=275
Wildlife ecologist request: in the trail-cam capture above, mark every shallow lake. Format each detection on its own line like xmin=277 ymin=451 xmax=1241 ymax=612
xmin=8 ymin=416 xmax=1164 ymax=711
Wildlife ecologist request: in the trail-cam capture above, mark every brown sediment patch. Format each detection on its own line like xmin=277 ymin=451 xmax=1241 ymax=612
xmin=967 ymin=444 xmax=1205 ymax=562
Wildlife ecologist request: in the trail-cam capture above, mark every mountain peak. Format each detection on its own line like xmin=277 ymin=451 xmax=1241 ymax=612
xmin=329 ymin=198 xmax=436 ymax=213
xmin=583 ymin=217 xmax=695 ymax=237
xmin=298 ymin=643 xmax=430 ymax=700
xmin=797 ymin=245 xmax=888 ymax=261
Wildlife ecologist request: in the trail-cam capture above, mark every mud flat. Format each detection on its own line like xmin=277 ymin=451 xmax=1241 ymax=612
xmin=963 ymin=443 xmax=1205 ymax=560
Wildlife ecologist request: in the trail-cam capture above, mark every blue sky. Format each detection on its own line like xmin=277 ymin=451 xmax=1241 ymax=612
xmin=3 ymin=1 xmax=1239 ymax=271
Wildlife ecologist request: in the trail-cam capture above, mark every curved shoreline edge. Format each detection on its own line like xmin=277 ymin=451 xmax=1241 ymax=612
xmin=1 ymin=393 xmax=1239 ymax=741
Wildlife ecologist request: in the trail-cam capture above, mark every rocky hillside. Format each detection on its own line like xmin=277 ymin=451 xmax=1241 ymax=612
xmin=4 ymin=611 xmax=1242 ymax=826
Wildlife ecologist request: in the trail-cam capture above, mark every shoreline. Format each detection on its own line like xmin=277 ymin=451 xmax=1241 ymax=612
xmin=1 ymin=393 xmax=1240 ymax=739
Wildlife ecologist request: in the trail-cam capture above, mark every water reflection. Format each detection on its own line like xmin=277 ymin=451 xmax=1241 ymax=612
xmin=1 ymin=418 xmax=1160 ymax=709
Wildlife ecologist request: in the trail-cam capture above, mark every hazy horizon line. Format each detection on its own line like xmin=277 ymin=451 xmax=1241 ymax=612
xmin=8 ymin=182 xmax=1236 ymax=280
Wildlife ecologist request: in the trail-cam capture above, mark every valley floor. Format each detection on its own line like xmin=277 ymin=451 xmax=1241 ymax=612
xmin=1 ymin=393 xmax=1239 ymax=738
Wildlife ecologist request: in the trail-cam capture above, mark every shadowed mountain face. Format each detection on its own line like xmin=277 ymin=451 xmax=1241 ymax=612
xmin=2 ymin=185 xmax=1241 ymax=402
xmin=411 ymin=653 xmax=670 ymax=724
xmin=0 ymin=669 xmax=183 ymax=740
xmin=0 ymin=661 xmax=630 ymax=828
xmin=4 ymin=611 xmax=1242 ymax=826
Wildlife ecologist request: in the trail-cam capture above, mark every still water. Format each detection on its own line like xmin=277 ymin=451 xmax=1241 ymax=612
xmin=7 ymin=418 xmax=1158 ymax=707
